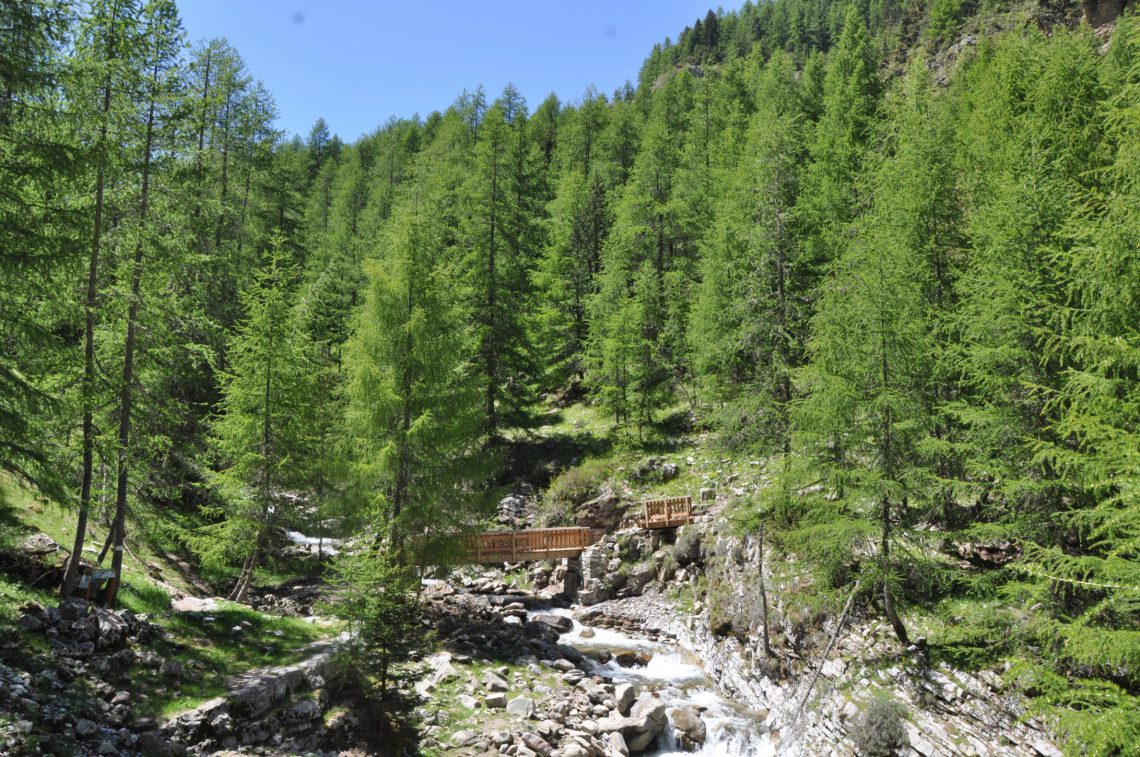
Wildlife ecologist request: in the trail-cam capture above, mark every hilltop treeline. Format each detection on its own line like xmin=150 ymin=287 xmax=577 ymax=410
xmin=1 ymin=0 xmax=1138 ymax=750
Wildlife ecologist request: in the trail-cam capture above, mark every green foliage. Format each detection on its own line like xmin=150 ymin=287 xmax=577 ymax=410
xmin=344 ymin=191 xmax=486 ymax=557
xmin=327 ymin=550 xmax=425 ymax=748
xmin=540 ymin=458 xmax=613 ymax=525
xmin=849 ymin=694 xmax=909 ymax=756
xmin=194 ymin=239 xmax=317 ymax=596
xmin=926 ymin=0 xmax=971 ymax=45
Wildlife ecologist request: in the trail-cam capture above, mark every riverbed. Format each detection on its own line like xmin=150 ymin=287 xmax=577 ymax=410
xmin=544 ymin=607 xmax=773 ymax=756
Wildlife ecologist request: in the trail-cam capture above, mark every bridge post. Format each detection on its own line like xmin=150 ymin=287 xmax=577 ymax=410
xmin=562 ymin=556 xmax=581 ymax=601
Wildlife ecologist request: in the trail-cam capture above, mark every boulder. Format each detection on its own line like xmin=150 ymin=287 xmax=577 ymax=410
xmin=482 ymin=670 xmax=510 ymax=692
xmin=670 ymin=706 xmax=706 ymax=750
xmin=531 ymin=613 xmax=573 ymax=634
xmin=609 ymin=731 xmax=631 ymax=756
xmin=507 ymin=696 xmax=536 ymax=719
xmin=614 ymin=650 xmax=652 ymax=668
xmin=627 ymin=695 xmax=667 ymax=734
xmin=614 ymin=683 xmax=636 ymax=715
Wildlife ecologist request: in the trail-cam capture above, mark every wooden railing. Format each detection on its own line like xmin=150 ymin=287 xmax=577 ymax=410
xmin=640 ymin=495 xmax=693 ymax=529
xmin=456 ymin=527 xmax=603 ymax=564
xmin=447 ymin=495 xmax=694 ymax=564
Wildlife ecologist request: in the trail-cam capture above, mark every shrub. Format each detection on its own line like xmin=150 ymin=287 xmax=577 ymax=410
xmin=850 ymin=695 xmax=909 ymax=756
xmin=327 ymin=550 xmax=426 ymax=750
xmin=539 ymin=459 xmax=612 ymax=525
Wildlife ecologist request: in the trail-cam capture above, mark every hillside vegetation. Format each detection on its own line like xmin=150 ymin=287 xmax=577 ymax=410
xmin=2 ymin=0 xmax=1139 ymax=753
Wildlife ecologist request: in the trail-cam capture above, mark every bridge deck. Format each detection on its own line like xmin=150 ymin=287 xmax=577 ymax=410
xmin=639 ymin=495 xmax=693 ymax=529
xmin=453 ymin=495 xmax=695 ymax=564
xmin=457 ymin=527 xmax=604 ymax=564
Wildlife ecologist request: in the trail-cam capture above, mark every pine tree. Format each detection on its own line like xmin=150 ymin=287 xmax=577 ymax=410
xmin=1026 ymin=19 xmax=1140 ymax=751
xmin=460 ymin=96 xmax=539 ymax=437
xmin=105 ymin=0 xmax=185 ymax=607
xmin=0 ymin=0 xmax=74 ymax=502
xmin=691 ymin=51 xmax=807 ymax=450
xmin=789 ymin=56 xmax=961 ymax=647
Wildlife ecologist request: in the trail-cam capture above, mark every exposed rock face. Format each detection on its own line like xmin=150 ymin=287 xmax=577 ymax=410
xmin=162 ymin=642 xmax=338 ymax=754
xmin=577 ymin=544 xmax=610 ymax=606
xmin=574 ymin=491 xmax=622 ymax=531
xmin=577 ymin=531 xmax=1064 ymax=757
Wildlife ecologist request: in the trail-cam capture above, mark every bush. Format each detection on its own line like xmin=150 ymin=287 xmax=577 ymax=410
xmin=540 ymin=459 xmax=612 ymax=525
xmin=850 ymin=695 xmax=909 ymax=756
xmin=327 ymin=550 xmax=426 ymax=750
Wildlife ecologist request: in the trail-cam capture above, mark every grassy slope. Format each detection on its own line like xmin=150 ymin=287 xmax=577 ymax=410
xmin=0 ymin=474 xmax=332 ymax=719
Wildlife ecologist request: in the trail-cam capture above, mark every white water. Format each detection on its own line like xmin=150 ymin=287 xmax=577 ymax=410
xmin=284 ymin=530 xmax=341 ymax=556
xmin=544 ymin=608 xmax=774 ymax=757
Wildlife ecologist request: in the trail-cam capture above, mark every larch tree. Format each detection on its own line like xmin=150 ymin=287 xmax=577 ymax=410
xmin=197 ymin=239 xmax=316 ymax=602
xmin=344 ymin=192 xmax=484 ymax=561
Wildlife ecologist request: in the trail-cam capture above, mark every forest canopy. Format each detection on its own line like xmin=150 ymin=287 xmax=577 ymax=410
xmin=2 ymin=0 xmax=1139 ymax=752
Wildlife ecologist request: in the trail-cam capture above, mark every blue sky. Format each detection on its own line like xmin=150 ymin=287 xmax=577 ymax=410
xmin=176 ymin=1 xmax=741 ymax=142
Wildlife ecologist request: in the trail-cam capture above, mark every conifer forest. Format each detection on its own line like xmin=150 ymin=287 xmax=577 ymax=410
xmin=1 ymin=1 xmax=1139 ymax=755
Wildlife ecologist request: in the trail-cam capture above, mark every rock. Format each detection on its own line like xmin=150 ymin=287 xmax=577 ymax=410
xmin=626 ymin=563 xmax=656 ymax=593
xmin=507 ymin=696 xmax=536 ymax=719
xmin=521 ymin=732 xmax=554 ymax=755
xmin=608 ymin=731 xmax=630 ymax=756
xmin=75 ymin=718 xmax=99 ymax=738
xmin=614 ymin=650 xmax=651 ymax=668
xmin=627 ymin=695 xmax=667 ymax=734
xmin=579 ymin=628 xmax=596 ymax=639
xmin=95 ymin=741 xmax=118 ymax=755
xmin=485 ymin=692 xmax=507 ymax=708
xmin=456 ymin=694 xmax=479 ymax=710
xmin=483 ymin=670 xmax=510 ymax=692
xmin=699 ymin=487 xmax=715 ymax=501
xmin=19 ymin=533 xmax=61 ymax=555
xmin=531 ymin=613 xmax=573 ymax=634
xmin=17 ymin=612 xmax=45 ymax=631
xmin=660 ymin=463 xmax=679 ymax=481
xmin=670 ymin=707 xmax=706 ymax=749
xmin=160 ymin=661 xmax=183 ymax=679
xmin=614 ymin=683 xmax=635 ymax=715
xmin=451 ymin=730 xmax=477 ymax=746
xmin=551 ymin=659 xmax=577 ymax=672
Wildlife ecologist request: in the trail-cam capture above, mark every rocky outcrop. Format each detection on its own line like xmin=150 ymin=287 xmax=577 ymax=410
xmin=575 ymin=532 xmax=1064 ymax=757
xmin=162 ymin=641 xmax=339 ymax=755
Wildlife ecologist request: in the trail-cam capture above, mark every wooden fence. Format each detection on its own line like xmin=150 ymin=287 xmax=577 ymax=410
xmin=456 ymin=527 xmax=602 ymax=564
xmin=640 ymin=495 xmax=693 ymax=529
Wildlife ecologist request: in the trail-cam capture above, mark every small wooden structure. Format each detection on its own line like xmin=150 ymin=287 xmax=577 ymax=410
xmin=457 ymin=527 xmax=602 ymax=564
xmin=639 ymin=495 xmax=693 ymax=529
xmin=76 ymin=566 xmax=117 ymax=604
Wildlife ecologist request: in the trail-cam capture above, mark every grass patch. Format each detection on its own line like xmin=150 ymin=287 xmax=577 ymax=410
xmin=139 ymin=603 xmax=330 ymax=718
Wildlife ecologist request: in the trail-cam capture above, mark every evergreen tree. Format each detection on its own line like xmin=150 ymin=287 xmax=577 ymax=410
xmin=0 ymin=0 xmax=74 ymax=502
xmin=344 ymin=195 xmax=484 ymax=560
xmin=691 ymin=51 xmax=807 ymax=450
xmin=196 ymin=240 xmax=316 ymax=602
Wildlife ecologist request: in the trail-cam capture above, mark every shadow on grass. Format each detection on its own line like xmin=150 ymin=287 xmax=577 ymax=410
xmin=136 ymin=605 xmax=327 ymax=719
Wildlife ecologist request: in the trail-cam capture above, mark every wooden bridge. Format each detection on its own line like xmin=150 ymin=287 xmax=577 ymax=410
xmin=456 ymin=495 xmax=693 ymax=564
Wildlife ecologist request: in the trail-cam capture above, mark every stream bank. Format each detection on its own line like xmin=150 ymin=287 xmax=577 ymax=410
xmin=424 ymin=515 xmax=1064 ymax=757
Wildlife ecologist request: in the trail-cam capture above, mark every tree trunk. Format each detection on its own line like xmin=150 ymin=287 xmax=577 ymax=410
xmin=757 ymin=526 xmax=773 ymax=656
xmin=62 ymin=21 xmax=118 ymax=598
xmin=881 ymin=493 xmax=909 ymax=646
xmin=106 ymin=64 xmax=159 ymax=609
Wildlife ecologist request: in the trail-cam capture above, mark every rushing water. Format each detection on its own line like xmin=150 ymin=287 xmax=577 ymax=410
xmin=544 ymin=608 xmax=774 ymax=757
